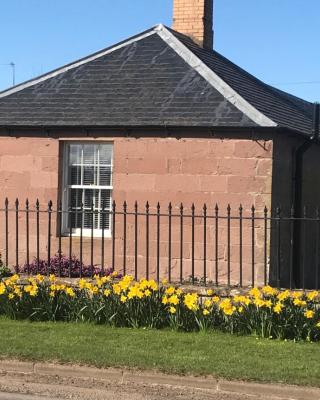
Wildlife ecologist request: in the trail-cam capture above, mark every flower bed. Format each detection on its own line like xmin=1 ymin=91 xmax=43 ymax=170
xmin=19 ymin=255 xmax=118 ymax=278
xmin=0 ymin=274 xmax=319 ymax=342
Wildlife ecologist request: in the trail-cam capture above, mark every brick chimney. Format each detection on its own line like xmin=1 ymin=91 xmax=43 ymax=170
xmin=172 ymin=0 xmax=214 ymax=49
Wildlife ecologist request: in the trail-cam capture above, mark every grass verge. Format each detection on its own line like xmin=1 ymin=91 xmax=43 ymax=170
xmin=0 ymin=317 xmax=319 ymax=387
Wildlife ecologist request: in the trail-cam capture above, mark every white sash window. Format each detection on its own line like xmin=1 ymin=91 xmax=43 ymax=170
xmin=62 ymin=142 xmax=113 ymax=237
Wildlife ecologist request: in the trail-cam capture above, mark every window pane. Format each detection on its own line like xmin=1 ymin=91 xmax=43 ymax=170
xmin=84 ymin=189 xmax=95 ymax=209
xmin=83 ymin=166 xmax=96 ymax=185
xmin=99 ymin=144 xmax=112 ymax=164
xmin=69 ymin=189 xmax=83 ymax=229
xmin=69 ymin=165 xmax=81 ymax=185
xmin=83 ymin=144 xmax=95 ymax=165
xmin=99 ymin=166 xmax=112 ymax=186
xmin=70 ymin=188 xmax=83 ymax=209
xmin=101 ymin=189 xmax=112 ymax=209
xmin=69 ymin=144 xmax=82 ymax=165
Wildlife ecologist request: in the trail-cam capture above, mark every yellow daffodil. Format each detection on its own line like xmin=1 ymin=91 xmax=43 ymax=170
xmin=169 ymin=294 xmax=179 ymax=305
xmin=212 ymin=296 xmax=220 ymax=304
xmin=165 ymin=286 xmax=175 ymax=296
xmin=307 ymin=291 xmax=318 ymax=301
xmin=65 ymin=287 xmax=75 ymax=297
xmin=291 ymin=291 xmax=303 ymax=299
xmin=204 ymin=299 xmax=212 ymax=308
xmin=29 ymin=287 xmax=38 ymax=297
xmin=206 ymin=289 xmax=213 ymax=296
xmin=273 ymin=302 xmax=284 ymax=314
xmin=277 ymin=290 xmax=290 ymax=302
xmin=203 ymin=309 xmax=210 ymax=316
xmin=262 ymin=286 xmax=277 ymax=296
xmin=0 ymin=283 xmax=6 ymax=295
xmin=183 ymin=293 xmax=198 ymax=311
xmin=293 ymin=298 xmax=307 ymax=307
xmin=169 ymin=306 xmax=176 ymax=314
xmin=162 ymin=296 xmax=168 ymax=305
xmin=78 ymin=278 xmax=88 ymax=290
xmin=35 ymin=274 xmax=44 ymax=283
xmin=249 ymin=287 xmax=261 ymax=298
xmin=304 ymin=310 xmax=315 ymax=319
xmin=120 ymin=295 xmax=127 ymax=303
xmin=112 ymin=283 xmax=121 ymax=295
xmin=104 ymin=289 xmax=111 ymax=297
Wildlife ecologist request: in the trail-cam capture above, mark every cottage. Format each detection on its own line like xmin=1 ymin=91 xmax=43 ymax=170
xmin=0 ymin=0 xmax=319 ymax=288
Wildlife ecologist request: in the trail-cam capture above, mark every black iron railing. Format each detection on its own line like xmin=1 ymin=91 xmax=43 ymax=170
xmin=0 ymin=198 xmax=320 ymax=289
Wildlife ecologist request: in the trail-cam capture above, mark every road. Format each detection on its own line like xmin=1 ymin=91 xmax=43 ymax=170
xmin=0 ymin=376 xmax=291 ymax=400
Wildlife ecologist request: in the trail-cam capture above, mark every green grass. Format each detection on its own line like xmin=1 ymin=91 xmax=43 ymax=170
xmin=0 ymin=317 xmax=319 ymax=387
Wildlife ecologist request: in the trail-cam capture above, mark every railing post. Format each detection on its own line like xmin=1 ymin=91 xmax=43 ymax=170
xmin=264 ymin=206 xmax=268 ymax=287
xmin=80 ymin=201 xmax=83 ymax=278
xmin=239 ymin=204 xmax=243 ymax=288
xmin=227 ymin=204 xmax=231 ymax=287
xmin=203 ymin=203 xmax=207 ymax=286
xmin=58 ymin=200 xmax=62 ymax=277
xmin=69 ymin=203 xmax=73 ymax=278
xmin=90 ymin=200 xmax=94 ymax=277
xmin=251 ymin=205 xmax=255 ymax=287
xmin=47 ymin=200 xmax=52 ymax=276
xmin=180 ymin=203 xmax=184 ymax=284
xmin=289 ymin=205 xmax=295 ymax=289
xmin=156 ymin=202 xmax=160 ymax=283
xmin=15 ymin=198 xmax=19 ymax=273
xmin=215 ymin=204 xmax=219 ymax=286
xmin=5 ymin=198 xmax=8 ymax=267
xmin=302 ymin=206 xmax=307 ymax=290
xmin=191 ymin=203 xmax=195 ymax=285
xmin=112 ymin=200 xmax=116 ymax=272
xmin=26 ymin=199 xmax=30 ymax=274
xmin=123 ymin=201 xmax=127 ymax=276
xmin=134 ymin=201 xmax=138 ymax=281
xmin=36 ymin=199 xmax=40 ymax=274
xmin=276 ymin=206 xmax=281 ymax=288
xmin=145 ymin=201 xmax=149 ymax=280
xmin=168 ymin=202 xmax=172 ymax=283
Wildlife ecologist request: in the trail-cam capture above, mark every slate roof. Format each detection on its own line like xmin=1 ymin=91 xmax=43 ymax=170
xmin=0 ymin=25 xmax=313 ymax=135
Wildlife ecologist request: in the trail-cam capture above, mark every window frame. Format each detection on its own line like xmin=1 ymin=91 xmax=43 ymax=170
xmin=61 ymin=141 xmax=113 ymax=238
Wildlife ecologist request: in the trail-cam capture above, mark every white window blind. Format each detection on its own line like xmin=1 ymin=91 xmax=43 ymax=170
xmin=63 ymin=142 xmax=113 ymax=235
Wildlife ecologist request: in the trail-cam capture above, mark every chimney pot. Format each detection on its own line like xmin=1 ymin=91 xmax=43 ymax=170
xmin=172 ymin=0 xmax=214 ymax=49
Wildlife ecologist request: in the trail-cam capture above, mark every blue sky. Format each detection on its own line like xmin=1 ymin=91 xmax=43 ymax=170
xmin=0 ymin=0 xmax=319 ymax=101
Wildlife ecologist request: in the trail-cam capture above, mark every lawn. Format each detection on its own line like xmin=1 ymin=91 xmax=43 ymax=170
xmin=0 ymin=317 xmax=319 ymax=387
